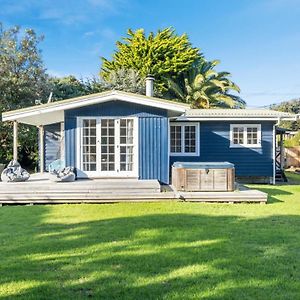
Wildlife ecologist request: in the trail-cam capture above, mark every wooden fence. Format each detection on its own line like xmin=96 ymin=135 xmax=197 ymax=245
xmin=285 ymin=146 xmax=300 ymax=168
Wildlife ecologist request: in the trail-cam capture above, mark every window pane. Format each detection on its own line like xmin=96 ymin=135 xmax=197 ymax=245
xmin=184 ymin=125 xmax=196 ymax=153
xmin=82 ymin=119 xmax=97 ymax=171
xmin=100 ymin=119 xmax=115 ymax=171
xmin=247 ymin=127 xmax=258 ymax=145
xmin=170 ymin=125 xmax=182 ymax=153
xmin=120 ymin=145 xmax=133 ymax=171
xmin=232 ymin=127 xmax=244 ymax=145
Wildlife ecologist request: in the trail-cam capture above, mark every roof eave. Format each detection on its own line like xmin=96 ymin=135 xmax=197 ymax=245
xmin=175 ymin=116 xmax=297 ymax=121
xmin=2 ymin=91 xmax=188 ymax=123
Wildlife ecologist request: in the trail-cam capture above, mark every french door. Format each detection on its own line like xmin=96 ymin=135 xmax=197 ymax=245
xmin=78 ymin=117 xmax=138 ymax=177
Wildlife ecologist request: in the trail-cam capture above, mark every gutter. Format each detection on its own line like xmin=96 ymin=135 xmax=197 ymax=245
xmin=172 ymin=117 xmax=294 ymax=121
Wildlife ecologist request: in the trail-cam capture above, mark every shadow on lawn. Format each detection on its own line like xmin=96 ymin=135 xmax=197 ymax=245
xmin=248 ymin=184 xmax=296 ymax=204
xmin=256 ymin=187 xmax=292 ymax=204
xmin=0 ymin=206 xmax=300 ymax=299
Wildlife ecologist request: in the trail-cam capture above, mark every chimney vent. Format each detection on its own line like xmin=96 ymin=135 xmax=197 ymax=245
xmin=146 ymin=74 xmax=155 ymax=97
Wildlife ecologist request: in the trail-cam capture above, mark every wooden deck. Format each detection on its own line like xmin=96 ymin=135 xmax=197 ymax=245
xmin=0 ymin=173 xmax=268 ymax=204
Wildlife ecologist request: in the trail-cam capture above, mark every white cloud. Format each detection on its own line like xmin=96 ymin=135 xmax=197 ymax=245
xmin=84 ymin=31 xmax=96 ymax=37
xmin=1 ymin=0 xmax=127 ymax=26
xmin=84 ymin=28 xmax=117 ymax=40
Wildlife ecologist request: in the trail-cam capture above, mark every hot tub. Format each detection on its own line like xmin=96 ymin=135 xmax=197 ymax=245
xmin=172 ymin=162 xmax=235 ymax=192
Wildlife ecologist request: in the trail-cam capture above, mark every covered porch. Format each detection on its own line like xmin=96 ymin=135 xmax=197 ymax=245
xmin=2 ymin=91 xmax=189 ymax=182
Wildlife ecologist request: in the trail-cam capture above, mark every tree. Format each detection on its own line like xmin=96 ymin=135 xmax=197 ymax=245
xmin=270 ymin=99 xmax=300 ymax=130
xmin=101 ymin=28 xmax=200 ymax=91
xmin=104 ymin=68 xmax=145 ymax=94
xmin=0 ymin=23 xmax=49 ymax=166
xmin=49 ymin=76 xmax=88 ymax=101
xmin=166 ymin=59 xmax=245 ymax=108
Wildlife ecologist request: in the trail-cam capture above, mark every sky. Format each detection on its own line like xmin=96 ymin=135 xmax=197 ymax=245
xmin=1 ymin=0 xmax=300 ymax=107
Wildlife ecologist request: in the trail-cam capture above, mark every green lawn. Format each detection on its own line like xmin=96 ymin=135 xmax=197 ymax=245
xmin=0 ymin=174 xmax=300 ymax=299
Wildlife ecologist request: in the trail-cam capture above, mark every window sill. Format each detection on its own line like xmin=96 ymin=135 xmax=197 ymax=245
xmin=230 ymin=144 xmax=262 ymax=149
xmin=170 ymin=152 xmax=199 ymax=157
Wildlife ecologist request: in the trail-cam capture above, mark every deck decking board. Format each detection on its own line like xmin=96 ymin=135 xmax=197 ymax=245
xmin=0 ymin=173 xmax=268 ymax=204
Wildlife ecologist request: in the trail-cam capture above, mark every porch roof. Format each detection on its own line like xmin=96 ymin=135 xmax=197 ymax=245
xmin=179 ymin=109 xmax=298 ymax=121
xmin=2 ymin=90 xmax=189 ymax=126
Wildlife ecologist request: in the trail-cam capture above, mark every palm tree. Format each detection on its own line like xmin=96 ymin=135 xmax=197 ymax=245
xmin=166 ymin=59 xmax=245 ymax=108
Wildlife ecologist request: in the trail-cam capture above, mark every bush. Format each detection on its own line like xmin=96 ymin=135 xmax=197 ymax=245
xmin=284 ymin=131 xmax=300 ymax=148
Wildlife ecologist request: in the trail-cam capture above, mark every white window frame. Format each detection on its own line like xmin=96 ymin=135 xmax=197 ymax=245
xmin=76 ymin=116 xmax=139 ymax=178
xmin=169 ymin=122 xmax=200 ymax=156
xmin=230 ymin=124 xmax=262 ymax=148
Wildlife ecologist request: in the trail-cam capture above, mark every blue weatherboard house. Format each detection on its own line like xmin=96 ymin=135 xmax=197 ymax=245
xmin=2 ymin=77 xmax=297 ymax=185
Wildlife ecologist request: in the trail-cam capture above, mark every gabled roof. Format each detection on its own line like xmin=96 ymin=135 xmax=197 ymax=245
xmin=2 ymin=90 xmax=189 ymax=126
xmin=180 ymin=109 xmax=297 ymax=121
xmin=2 ymin=90 xmax=298 ymax=126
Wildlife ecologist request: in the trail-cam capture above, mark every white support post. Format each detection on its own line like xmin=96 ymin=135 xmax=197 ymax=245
xmin=39 ymin=125 xmax=45 ymax=173
xmin=13 ymin=121 xmax=18 ymax=161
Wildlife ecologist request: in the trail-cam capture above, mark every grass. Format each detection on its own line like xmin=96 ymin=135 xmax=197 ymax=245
xmin=0 ymin=173 xmax=300 ymax=299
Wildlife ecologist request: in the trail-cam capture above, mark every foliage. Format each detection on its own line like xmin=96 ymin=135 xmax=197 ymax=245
xmin=102 ymin=68 xmax=162 ymax=97
xmin=270 ymin=98 xmax=300 ymax=130
xmin=105 ymin=68 xmax=145 ymax=94
xmin=166 ymin=59 xmax=245 ymax=108
xmin=48 ymin=70 xmax=160 ymax=99
xmin=49 ymin=76 xmax=115 ymax=102
xmin=0 ymin=177 xmax=300 ymax=298
xmin=284 ymin=131 xmax=300 ymax=147
xmin=101 ymin=28 xmax=200 ymax=91
xmin=0 ymin=23 xmax=49 ymax=166
xmin=49 ymin=76 xmax=89 ymax=101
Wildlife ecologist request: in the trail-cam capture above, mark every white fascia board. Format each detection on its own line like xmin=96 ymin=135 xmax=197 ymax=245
xmin=175 ymin=117 xmax=296 ymax=121
xmin=116 ymin=94 xmax=187 ymax=112
xmin=3 ymin=93 xmax=187 ymax=122
xmin=2 ymin=95 xmax=115 ymax=121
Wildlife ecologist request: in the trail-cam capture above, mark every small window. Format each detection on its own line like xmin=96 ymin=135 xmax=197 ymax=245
xmin=230 ymin=124 xmax=261 ymax=148
xmin=170 ymin=123 xmax=199 ymax=155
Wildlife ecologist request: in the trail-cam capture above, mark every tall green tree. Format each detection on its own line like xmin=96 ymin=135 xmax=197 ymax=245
xmin=101 ymin=28 xmax=200 ymax=91
xmin=0 ymin=23 xmax=49 ymax=166
xmin=166 ymin=59 xmax=245 ymax=108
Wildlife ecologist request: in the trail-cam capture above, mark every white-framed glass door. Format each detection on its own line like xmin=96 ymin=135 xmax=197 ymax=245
xmin=81 ymin=118 xmax=98 ymax=176
xmin=100 ymin=119 xmax=116 ymax=174
xmin=119 ymin=118 xmax=135 ymax=176
xmin=77 ymin=117 xmax=138 ymax=177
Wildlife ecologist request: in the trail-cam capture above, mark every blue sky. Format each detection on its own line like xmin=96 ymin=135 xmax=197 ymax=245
xmin=1 ymin=0 xmax=300 ymax=107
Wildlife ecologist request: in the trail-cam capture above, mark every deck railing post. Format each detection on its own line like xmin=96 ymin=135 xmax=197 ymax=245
xmin=13 ymin=120 xmax=18 ymax=161
xmin=39 ymin=125 xmax=45 ymax=173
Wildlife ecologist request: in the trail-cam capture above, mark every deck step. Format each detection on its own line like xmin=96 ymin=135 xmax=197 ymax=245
xmin=0 ymin=189 xmax=161 ymax=194
xmin=0 ymin=180 xmax=161 ymax=194
xmin=180 ymin=190 xmax=267 ymax=203
xmin=0 ymin=192 xmax=176 ymax=203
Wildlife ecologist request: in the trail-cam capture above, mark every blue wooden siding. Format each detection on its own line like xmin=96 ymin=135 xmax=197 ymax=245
xmin=139 ymin=117 xmax=169 ymax=183
xmin=64 ymin=100 xmax=169 ymax=183
xmin=170 ymin=121 xmax=275 ymax=177
xmin=44 ymin=123 xmax=62 ymax=171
